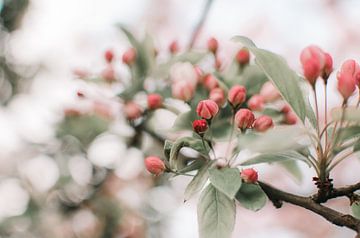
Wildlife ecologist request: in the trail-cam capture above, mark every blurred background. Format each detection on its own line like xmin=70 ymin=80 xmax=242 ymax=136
xmin=1 ymin=0 xmax=360 ymax=237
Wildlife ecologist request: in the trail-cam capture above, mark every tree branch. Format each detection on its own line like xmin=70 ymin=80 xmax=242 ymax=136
xmin=188 ymin=0 xmax=214 ymax=49
xmin=259 ymin=181 xmax=360 ymax=234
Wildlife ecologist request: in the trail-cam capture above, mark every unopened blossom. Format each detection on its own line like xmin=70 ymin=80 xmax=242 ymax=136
xmin=248 ymin=94 xmax=265 ymax=111
xmin=122 ymin=48 xmax=137 ymax=65
xmin=209 ymin=88 xmax=226 ymax=106
xmin=228 ymin=85 xmax=246 ymax=107
xmin=253 ymin=115 xmax=274 ymax=132
xmin=145 ymin=156 xmax=166 ymax=176
xmin=196 ymin=100 xmax=219 ymax=119
xmin=241 ymin=168 xmax=258 ymax=183
xmin=235 ymin=109 xmax=255 ymax=130
xmin=300 ymin=45 xmax=325 ymax=85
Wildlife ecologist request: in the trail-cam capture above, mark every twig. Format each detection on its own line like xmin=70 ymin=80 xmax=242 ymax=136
xmin=188 ymin=0 xmax=215 ymax=49
xmin=259 ymin=181 xmax=360 ymax=234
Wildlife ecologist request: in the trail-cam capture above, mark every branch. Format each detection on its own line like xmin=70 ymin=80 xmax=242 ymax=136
xmin=259 ymin=181 xmax=360 ymax=234
xmin=310 ymin=182 xmax=360 ymax=202
xmin=188 ymin=0 xmax=214 ymax=49
xmin=330 ymin=182 xmax=360 ymax=198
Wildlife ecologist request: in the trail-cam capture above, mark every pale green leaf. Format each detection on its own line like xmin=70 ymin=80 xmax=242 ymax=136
xmin=197 ymin=185 xmax=236 ymax=238
xmin=232 ymin=36 xmax=316 ymax=127
xmin=351 ymin=201 xmax=360 ymax=219
xmin=235 ymin=183 xmax=267 ymax=211
xmin=241 ymin=151 xmax=311 ymax=167
xmin=331 ymin=107 xmax=360 ymax=122
xmin=169 ymin=137 xmax=210 ymax=170
xmin=209 ymin=168 xmax=242 ymax=199
xmin=184 ymin=161 xmax=213 ymax=201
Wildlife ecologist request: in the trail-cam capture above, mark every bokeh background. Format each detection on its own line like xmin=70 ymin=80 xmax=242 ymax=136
xmin=1 ymin=0 xmax=360 ymax=237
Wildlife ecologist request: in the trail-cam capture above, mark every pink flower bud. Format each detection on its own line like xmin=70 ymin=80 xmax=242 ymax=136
xmin=259 ymin=81 xmax=280 ymax=102
xmin=236 ymin=47 xmax=250 ymax=66
xmin=248 ymin=94 xmax=265 ymax=111
xmin=253 ymin=115 xmax=274 ymax=132
xmin=322 ymin=52 xmax=333 ymax=81
xmin=241 ymin=168 xmax=258 ymax=183
xmin=336 ymin=60 xmax=360 ymax=100
xmin=207 ymin=37 xmax=218 ymax=54
xmin=147 ymin=94 xmax=163 ymax=110
xmin=234 ymin=109 xmax=255 ymax=130
xmin=209 ymin=88 xmax=226 ymax=107
xmin=337 ymin=73 xmax=356 ymax=100
xmin=196 ymin=99 xmax=219 ymax=119
xmin=194 ymin=65 xmax=204 ymax=83
xmin=284 ymin=111 xmax=298 ymax=125
xmin=300 ymin=45 xmax=325 ymax=85
xmin=172 ymin=81 xmax=195 ymax=102
xmin=228 ymin=85 xmax=246 ymax=107
xmin=203 ymin=74 xmax=219 ymax=90
xmin=169 ymin=40 xmax=179 ymax=54
xmin=124 ymin=102 xmax=142 ymax=120
xmin=104 ymin=49 xmax=114 ymax=63
xmin=101 ymin=65 xmax=116 ymax=83
xmin=338 ymin=59 xmax=360 ymax=85
xmin=192 ymin=119 xmax=208 ymax=135
xmin=145 ymin=156 xmax=166 ymax=176
xmin=122 ymin=48 xmax=137 ymax=66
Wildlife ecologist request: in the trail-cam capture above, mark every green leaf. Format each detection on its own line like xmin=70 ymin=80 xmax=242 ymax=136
xmin=209 ymin=168 xmax=242 ymax=199
xmin=171 ymin=110 xmax=197 ymax=131
xmin=241 ymin=151 xmax=311 ymax=167
xmin=235 ymin=183 xmax=267 ymax=211
xmin=338 ymin=126 xmax=360 ymax=142
xmin=233 ymin=36 xmax=316 ymax=127
xmin=169 ymin=137 xmax=210 ymax=170
xmin=178 ymin=159 xmax=206 ymax=174
xmin=237 ymin=126 xmax=308 ymax=153
xmin=57 ymin=115 xmax=109 ymax=147
xmin=331 ymin=107 xmax=360 ymax=122
xmin=352 ymin=202 xmax=360 ymax=219
xmin=184 ymin=161 xmax=213 ymax=201
xmin=279 ymin=160 xmax=303 ymax=182
xmin=164 ymin=140 xmax=173 ymax=160
xmin=197 ymin=185 xmax=236 ymax=238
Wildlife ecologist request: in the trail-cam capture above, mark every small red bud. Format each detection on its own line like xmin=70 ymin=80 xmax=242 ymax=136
xmin=207 ymin=37 xmax=218 ymax=54
xmin=77 ymin=91 xmax=85 ymax=98
xmin=124 ymin=102 xmax=142 ymax=120
xmin=234 ymin=109 xmax=255 ymax=130
xmin=228 ymin=85 xmax=246 ymax=107
xmin=203 ymin=74 xmax=219 ymax=91
xmin=122 ymin=48 xmax=137 ymax=66
xmin=281 ymin=104 xmax=291 ymax=114
xmin=284 ymin=111 xmax=298 ymax=125
xmin=169 ymin=40 xmax=179 ymax=54
xmin=253 ymin=115 xmax=274 ymax=132
xmin=241 ymin=168 xmax=258 ymax=183
xmin=248 ymin=94 xmax=265 ymax=111
xmin=147 ymin=94 xmax=163 ymax=110
xmin=196 ymin=100 xmax=219 ymax=119
xmin=236 ymin=47 xmax=250 ymax=66
xmin=145 ymin=156 xmax=166 ymax=176
xmin=209 ymin=88 xmax=226 ymax=107
xmin=192 ymin=119 xmax=208 ymax=135
xmin=104 ymin=49 xmax=114 ymax=63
